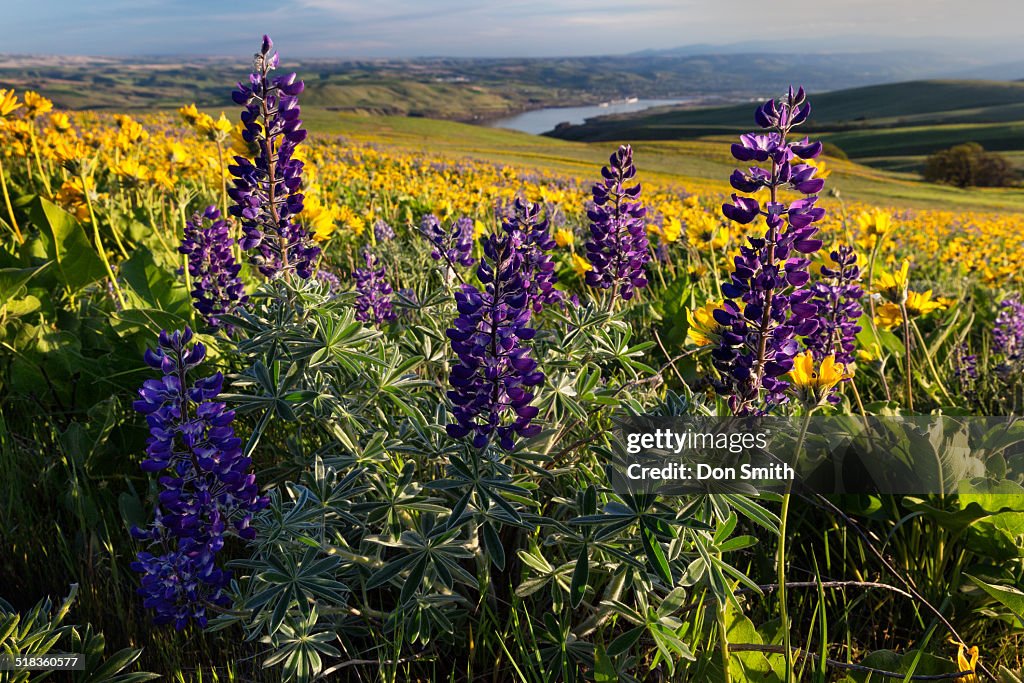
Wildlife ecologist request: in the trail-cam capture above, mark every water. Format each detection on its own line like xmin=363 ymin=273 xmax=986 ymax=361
xmin=487 ymin=98 xmax=691 ymax=135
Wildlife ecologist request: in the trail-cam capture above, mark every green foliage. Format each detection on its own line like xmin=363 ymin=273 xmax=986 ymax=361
xmin=922 ymin=142 xmax=1017 ymax=187
xmin=0 ymin=585 xmax=158 ymax=683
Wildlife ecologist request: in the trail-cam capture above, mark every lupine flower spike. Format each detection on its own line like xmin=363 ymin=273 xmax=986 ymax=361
xmin=130 ymin=328 xmax=268 ymax=629
xmin=179 ymin=205 xmax=247 ymax=330
xmin=353 ymin=250 xmax=397 ymax=326
xmin=504 ymin=197 xmax=563 ymax=312
xmin=446 ymin=226 xmax=543 ymax=451
xmin=229 ymin=35 xmax=319 ymax=279
xmin=712 ymin=86 xmax=827 ymax=414
xmin=584 ymin=145 xmax=650 ymax=301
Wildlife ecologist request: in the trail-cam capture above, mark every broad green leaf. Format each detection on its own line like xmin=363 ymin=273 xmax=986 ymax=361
xmin=120 ymin=247 xmax=191 ymax=315
xmin=31 ymin=198 xmax=107 ymax=293
xmin=0 ymin=263 xmax=48 ymax=305
xmin=965 ymin=574 xmax=1024 ymax=624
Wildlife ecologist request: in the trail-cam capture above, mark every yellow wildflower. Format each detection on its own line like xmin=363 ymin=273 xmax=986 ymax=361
xmin=875 ymin=260 xmax=910 ymax=301
xmin=55 ymin=176 xmax=101 ymax=222
xmin=113 ymin=158 xmax=150 ymax=184
xmin=857 ymin=342 xmax=882 ymax=363
xmin=789 ymin=352 xmax=851 ymax=404
xmin=658 ymin=216 xmax=682 ymax=243
xmin=856 ymin=209 xmax=892 ymax=250
xmin=164 ymin=141 xmax=190 ymax=165
xmin=685 ymin=301 xmax=724 ymax=347
xmin=49 ymin=112 xmax=73 ymax=133
xmin=554 ymin=228 xmax=575 ymax=247
xmin=213 ymin=113 xmax=233 ymax=135
xmin=905 ymin=290 xmax=947 ymax=317
xmin=178 ymin=103 xmax=201 ymax=126
xmin=874 ymin=302 xmax=903 ymax=330
xmin=22 ymin=91 xmax=53 ymax=118
xmin=0 ymin=89 xmax=20 ymax=117
xmin=571 ymin=253 xmax=592 ymax=276
xmin=956 ymin=644 xmax=978 ymax=683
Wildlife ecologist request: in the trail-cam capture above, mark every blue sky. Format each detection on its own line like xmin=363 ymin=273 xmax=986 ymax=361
xmin=5 ymin=0 xmax=1023 ymax=58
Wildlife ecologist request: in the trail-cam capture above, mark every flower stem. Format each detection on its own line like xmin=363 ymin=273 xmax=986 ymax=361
xmin=899 ymin=302 xmax=914 ymax=412
xmin=82 ymin=171 xmax=124 ymax=308
xmin=0 ymin=155 xmax=23 ymax=243
xmin=717 ymin=573 xmax=733 ymax=683
xmin=778 ymin=408 xmax=813 ymax=682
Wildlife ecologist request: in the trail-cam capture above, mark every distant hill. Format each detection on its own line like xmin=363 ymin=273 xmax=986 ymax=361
xmin=547 ymin=80 xmax=1024 ymax=173
xmin=3 ymin=51 xmax=1018 ymax=122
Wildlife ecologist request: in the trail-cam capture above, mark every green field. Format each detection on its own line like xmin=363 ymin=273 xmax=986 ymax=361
xmin=302 ymin=109 xmax=1024 ymax=211
xmin=548 ymin=80 xmax=1024 ymax=174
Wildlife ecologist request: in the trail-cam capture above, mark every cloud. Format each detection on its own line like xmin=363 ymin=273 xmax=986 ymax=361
xmin=2 ymin=0 xmax=1022 ymax=57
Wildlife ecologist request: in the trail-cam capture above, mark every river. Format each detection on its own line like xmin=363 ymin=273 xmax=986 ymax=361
xmin=487 ymin=98 xmax=691 ymax=135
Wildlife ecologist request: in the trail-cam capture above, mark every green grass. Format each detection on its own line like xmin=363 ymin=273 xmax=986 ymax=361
xmin=302 ymin=109 xmax=1024 ymax=211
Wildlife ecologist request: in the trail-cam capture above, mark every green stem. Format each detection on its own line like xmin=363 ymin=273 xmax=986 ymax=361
xmin=0 ymin=155 xmax=22 ymax=243
xmin=82 ymin=172 xmax=124 ymax=308
xmin=778 ymin=409 xmax=814 ymax=682
xmin=899 ymin=302 xmax=914 ymax=412
xmin=716 ymin=578 xmax=732 ymax=683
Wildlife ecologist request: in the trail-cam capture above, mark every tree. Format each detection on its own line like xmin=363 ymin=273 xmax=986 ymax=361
xmin=922 ymin=142 xmax=1017 ymax=188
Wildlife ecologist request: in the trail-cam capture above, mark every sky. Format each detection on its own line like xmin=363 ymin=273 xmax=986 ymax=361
xmin=4 ymin=0 xmax=1024 ymax=59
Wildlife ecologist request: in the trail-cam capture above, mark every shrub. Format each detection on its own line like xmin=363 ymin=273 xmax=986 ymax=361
xmin=922 ymin=142 xmax=1017 ymax=188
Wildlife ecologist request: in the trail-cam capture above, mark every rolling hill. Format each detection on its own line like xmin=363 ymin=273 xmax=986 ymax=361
xmin=547 ymin=80 xmax=1024 ymax=173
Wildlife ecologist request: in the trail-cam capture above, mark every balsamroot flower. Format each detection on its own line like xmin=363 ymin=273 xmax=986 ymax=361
xmin=686 ymin=300 xmax=725 ymax=347
xmin=446 ymin=228 xmax=543 ymax=451
xmin=713 ymin=87 xmax=826 ymax=414
xmin=229 ymin=34 xmax=319 ymax=279
xmin=584 ymin=145 xmax=650 ymax=300
xmin=130 ymin=328 xmax=267 ymax=629
xmin=353 ymin=251 xmax=396 ymax=325
xmin=805 ymin=245 xmax=863 ymax=368
xmin=504 ymin=197 xmax=562 ymax=312
xmin=179 ymin=205 xmax=247 ymax=330
xmin=422 ymin=214 xmax=476 ymax=268
xmin=788 ymin=351 xmax=850 ymax=407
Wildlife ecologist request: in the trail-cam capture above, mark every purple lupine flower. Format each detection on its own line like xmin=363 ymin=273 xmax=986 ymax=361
xmin=315 ymin=267 xmax=342 ymax=294
xmin=712 ymin=87 xmax=826 ymax=414
xmin=583 ymin=145 xmax=650 ymax=300
xmin=129 ymin=328 xmax=267 ymax=629
xmin=993 ymin=295 xmax=1024 ymax=382
xmin=422 ymin=214 xmax=475 ymax=268
xmin=229 ymin=35 xmax=319 ymax=279
xmin=353 ymin=250 xmax=396 ymax=325
xmin=805 ymin=244 xmax=863 ymax=369
xmin=504 ymin=197 xmax=562 ymax=312
xmin=952 ymin=342 xmax=978 ymax=402
xmin=446 ymin=228 xmax=543 ymax=451
xmin=131 ymin=544 xmax=230 ymax=630
xmin=373 ymin=218 xmax=395 ymax=242
xmin=179 ymin=205 xmax=247 ymax=330
xmin=994 ymin=295 xmax=1024 ymax=361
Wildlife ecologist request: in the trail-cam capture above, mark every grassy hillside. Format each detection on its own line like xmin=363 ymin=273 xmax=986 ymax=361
xmin=302 ymin=109 xmax=1024 ymax=211
xmin=547 ymin=80 xmax=1024 ymax=173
